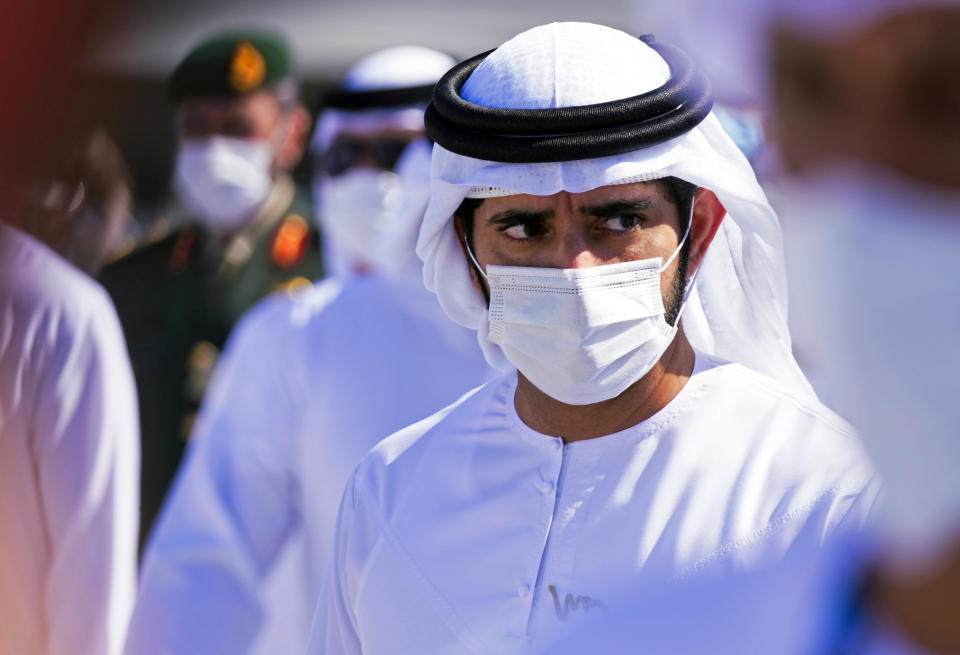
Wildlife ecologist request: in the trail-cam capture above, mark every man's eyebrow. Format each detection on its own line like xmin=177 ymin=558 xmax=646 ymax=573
xmin=580 ymin=199 xmax=656 ymax=216
xmin=486 ymin=208 xmax=555 ymax=225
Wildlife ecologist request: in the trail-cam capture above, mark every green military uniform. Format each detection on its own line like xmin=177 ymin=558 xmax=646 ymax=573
xmin=99 ymin=32 xmax=324 ymax=547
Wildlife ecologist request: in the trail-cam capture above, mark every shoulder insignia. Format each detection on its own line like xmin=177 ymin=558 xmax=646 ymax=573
xmin=103 ymin=216 xmax=170 ymax=266
xmin=101 ymin=224 xmax=182 ymax=269
xmin=146 ymin=217 xmax=172 ymax=244
xmin=103 ymin=234 xmax=137 ymax=265
xmin=269 ymin=213 xmax=309 ymax=269
xmin=167 ymin=228 xmax=198 ymax=274
xmin=229 ymin=41 xmax=266 ymax=93
xmin=272 ymin=275 xmax=312 ymax=296
xmin=184 ymin=340 xmax=219 ymax=407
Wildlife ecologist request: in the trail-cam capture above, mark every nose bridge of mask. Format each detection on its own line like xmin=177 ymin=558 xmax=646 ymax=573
xmin=488 ymin=263 xmax=666 ymax=331
xmin=198 ymin=115 xmax=286 ymax=167
xmin=189 ymin=135 xmax=273 ymax=172
xmin=321 ymin=167 xmax=403 ymax=211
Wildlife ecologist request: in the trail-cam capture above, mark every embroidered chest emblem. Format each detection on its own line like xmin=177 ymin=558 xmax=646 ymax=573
xmin=547 ymin=585 xmax=607 ymax=621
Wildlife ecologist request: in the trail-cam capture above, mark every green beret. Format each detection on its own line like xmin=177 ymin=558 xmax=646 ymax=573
xmin=169 ymin=31 xmax=294 ymax=103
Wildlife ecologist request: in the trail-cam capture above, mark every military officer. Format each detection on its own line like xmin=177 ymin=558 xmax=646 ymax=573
xmin=99 ymin=30 xmax=322 ymax=547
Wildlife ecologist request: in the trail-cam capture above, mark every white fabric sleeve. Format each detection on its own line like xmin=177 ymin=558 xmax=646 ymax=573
xmin=124 ymin=300 xmax=306 ymax=655
xmin=306 ymin=473 xmax=363 ymax=655
xmin=33 ymin=286 xmax=140 ymax=655
xmin=825 ymin=473 xmax=883 ymax=537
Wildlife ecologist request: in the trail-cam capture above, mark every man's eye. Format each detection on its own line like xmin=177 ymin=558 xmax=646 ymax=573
xmin=502 ymin=222 xmax=545 ymax=240
xmin=600 ymin=214 xmax=642 ymax=232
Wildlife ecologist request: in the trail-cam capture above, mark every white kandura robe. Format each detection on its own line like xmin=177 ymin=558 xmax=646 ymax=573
xmin=0 ymin=224 xmax=140 ymax=655
xmin=544 ymin=535 xmax=940 ymax=655
xmin=309 ymin=353 xmax=880 ymax=655
xmin=123 ymin=273 xmax=493 ymax=655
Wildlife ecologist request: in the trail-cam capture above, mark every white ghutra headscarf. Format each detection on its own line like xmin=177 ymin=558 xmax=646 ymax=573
xmin=417 ymin=22 xmax=815 ymax=401
xmin=311 ymin=46 xmax=455 ymax=277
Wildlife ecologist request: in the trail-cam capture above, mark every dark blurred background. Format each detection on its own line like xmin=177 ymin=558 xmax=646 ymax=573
xmin=85 ymin=0 xmax=643 ymax=220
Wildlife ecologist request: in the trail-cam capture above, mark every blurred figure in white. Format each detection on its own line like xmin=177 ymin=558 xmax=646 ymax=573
xmin=123 ymin=46 xmax=492 ymax=655
xmin=0 ymin=0 xmax=139 ymax=655
xmin=312 ymin=46 xmax=448 ymax=279
xmin=639 ymin=0 xmax=832 ymax=396
xmin=0 ymin=222 xmax=140 ymax=655
xmin=19 ymin=128 xmax=134 ymax=276
xmin=768 ymin=3 xmax=960 ymax=652
xmin=0 ymin=2 xmax=141 ymax=653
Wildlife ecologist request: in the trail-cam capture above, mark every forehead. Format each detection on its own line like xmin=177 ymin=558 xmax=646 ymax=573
xmin=178 ymin=91 xmax=280 ymax=121
xmin=478 ymin=181 xmax=671 ymax=213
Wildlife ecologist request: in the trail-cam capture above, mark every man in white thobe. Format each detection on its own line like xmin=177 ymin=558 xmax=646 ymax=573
xmin=307 ymin=22 xmax=879 ymax=655
xmin=123 ymin=46 xmax=493 ymax=655
xmin=0 ymin=222 xmax=140 ymax=655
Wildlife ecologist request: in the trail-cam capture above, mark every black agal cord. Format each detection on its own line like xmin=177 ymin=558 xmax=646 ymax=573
xmin=425 ymin=35 xmax=714 ymax=163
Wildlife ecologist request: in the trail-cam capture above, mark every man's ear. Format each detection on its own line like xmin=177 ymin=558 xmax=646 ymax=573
xmin=453 ymin=214 xmax=485 ymax=297
xmin=275 ymin=103 xmax=311 ymax=171
xmin=453 ymin=212 xmax=467 ymax=248
xmin=687 ymin=189 xmax=725 ymax=274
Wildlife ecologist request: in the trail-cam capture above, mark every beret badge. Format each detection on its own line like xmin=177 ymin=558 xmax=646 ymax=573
xmin=229 ymin=41 xmax=266 ymax=93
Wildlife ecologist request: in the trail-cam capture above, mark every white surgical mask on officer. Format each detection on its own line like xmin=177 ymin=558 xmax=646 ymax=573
xmin=174 ymin=136 xmax=274 ymax=232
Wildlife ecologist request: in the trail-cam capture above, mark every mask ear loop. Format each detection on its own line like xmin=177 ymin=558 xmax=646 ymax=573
xmin=461 ymin=223 xmax=492 ymax=306
xmin=659 ymin=202 xmax=694 ymax=273
xmin=464 ymin=238 xmax=489 ymax=282
xmin=672 ymin=202 xmax=703 ymax=327
xmin=268 ymin=111 xmax=296 ymax=159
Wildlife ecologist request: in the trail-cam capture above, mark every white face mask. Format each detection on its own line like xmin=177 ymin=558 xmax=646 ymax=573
xmin=470 ymin=216 xmax=692 ymax=405
xmin=370 ymin=139 xmax=433 ymax=280
xmin=774 ymin=166 xmax=960 ymax=566
xmin=174 ymin=136 xmax=273 ymax=232
xmin=314 ymin=168 xmax=404 ymax=266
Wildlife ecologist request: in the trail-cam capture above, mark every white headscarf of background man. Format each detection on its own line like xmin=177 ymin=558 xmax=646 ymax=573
xmin=312 ymin=46 xmax=455 ymax=278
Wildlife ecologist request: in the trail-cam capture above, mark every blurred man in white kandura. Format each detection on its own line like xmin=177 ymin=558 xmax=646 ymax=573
xmin=769 ymin=2 xmax=960 ymax=653
xmin=550 ymin=2 xmax=960 ymax=653
xmin=123 ymin=46 xmax=492 ymax=655
xmin=0 ymin=3 xmax=140 ymax=653
xmin=0 ymin=222 xmax=140 ymax=655
xmin=307 ymin=22 xmax=880 ymax=655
